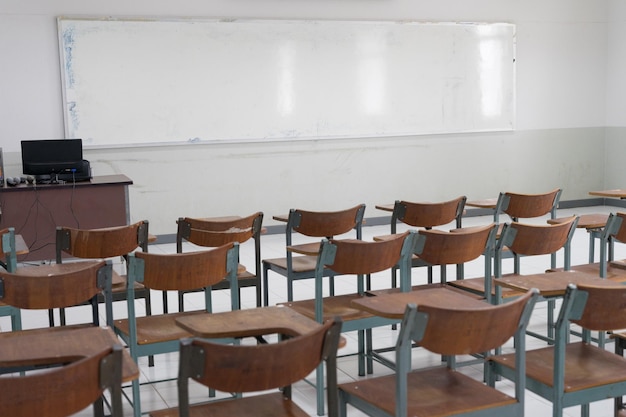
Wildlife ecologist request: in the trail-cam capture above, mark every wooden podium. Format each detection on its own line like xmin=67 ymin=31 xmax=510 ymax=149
xmin=0 ymin=174 xmax=132 ymax=261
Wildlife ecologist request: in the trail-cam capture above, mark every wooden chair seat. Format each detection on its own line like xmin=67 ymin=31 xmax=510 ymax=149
xmin=262 ymin=255 xmax=317 ymax=273
xmin=149 ymin=391 xmax=311 ymax=417
xmin=493 ymin=342 xmax=626 ymax=391
xmin=340 ymin=367 xmax=517 ymax=417
xmin=281 ymin=294 xmax=374 ymax=322
xmin=114 ymin=311 xmax=206 ymax=345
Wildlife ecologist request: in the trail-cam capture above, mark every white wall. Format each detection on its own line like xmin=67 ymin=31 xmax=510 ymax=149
xmin=604 ymin=0 xmax=626 ymax=190
xmin=0 ymin=0 xmax=612 ymax=234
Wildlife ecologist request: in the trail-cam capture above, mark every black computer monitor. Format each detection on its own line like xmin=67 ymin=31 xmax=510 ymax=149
xmin=21 ymin=139 xmax=84 ymax=176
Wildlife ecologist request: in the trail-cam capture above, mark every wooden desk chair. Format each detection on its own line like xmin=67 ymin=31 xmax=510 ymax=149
xmin=450 ymin=216 xmax=578 ymax=341
xmin=280 ymin=231 xmax=416 ymax=416
xmin=383 ymin=196 xmax=466 ymax=286
xmin=174 ymin=211 xmax=263 ymax=310
xmin=338 ymin=289 xmax=538 ymax=417
xmin=0 ymin=344 xmax=124 ymax=417
xmin=0 ymin=227 xmax=21 ymax=331
xmin=113 ymin=242 xmax=240 ymax=417
xmin=492 ymin=283 xmax=626 ymax=417
xmin=55 ymin=221 xmax=152 ymax=327
xmin=149 ymin=317 xmax=343 ymax=417
xmin=492 ymin=188 xmax=562 ymax=267
xmin=262 ymin=204 xmax=366 ymax=306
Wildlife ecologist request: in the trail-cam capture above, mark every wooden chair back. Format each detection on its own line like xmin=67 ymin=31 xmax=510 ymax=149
xmin=0 ymin=345 xmax=123 ymax=417
xmin=291 ymin=204 xmax=365 ymax=238
xmin=415 ymin=224 xmax=496 ymax=266
xmin=413 ymin=289 xmax=536 ymax=356
xmin=498 ymin=188 xmax=561 ymax=220
xmin=0 ymin=260 xmax=109 ymax=310
xmin=176 ymin=212 xmax=263 ymax=250
xmin=325 ymin=232 xmax=411 ymax=275
xmin=393 ymin=196 xmax=466 ymax=229
xmin=177 ymin=317 xmax=342 ymax=417
xmin=0 ymin=260 xmax=112 ymax=326
xmin=570 ymin=283 xmax=626 ymax=331
xmin=501 ymin=216 xmax=577 ymax=257
xmin=132 ymin=242 xmax=238 ymax=292
xmin=56 ymin=220 xmax=149 ymax=262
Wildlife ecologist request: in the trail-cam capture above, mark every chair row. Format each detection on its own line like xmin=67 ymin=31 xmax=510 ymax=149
xmin=3 ymin=186 xmax=624 ymax=417
xmin=6 ymin=279 xmax=626 ymax=417
xmin=21 ymin=187 xmax=563 ymax=328
xmin=4 ymin=207 xmax=626 ymax=417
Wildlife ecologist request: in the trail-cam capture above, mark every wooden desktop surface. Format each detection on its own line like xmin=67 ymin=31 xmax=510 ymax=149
xmin=352 ymin=286 xmax=490 ymax=319
xmin=495 ymin=270 xmax=615 ymax=298
xmin=0 ymin=325 xmax=138 ymax=383
xmin=548 ymin=213 xmax=608 ymax=230
xmin=175 ymin=306 xmax=320 ymax=339
xmin=589 ymin=189 xmax=626 ymax=199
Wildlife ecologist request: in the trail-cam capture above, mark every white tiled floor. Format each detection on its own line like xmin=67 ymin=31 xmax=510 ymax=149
xmin=4 ymin=205 xmax=625 ymax=416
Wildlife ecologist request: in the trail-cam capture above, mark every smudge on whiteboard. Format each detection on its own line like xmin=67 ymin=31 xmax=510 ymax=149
xmin=62 ymin=26 xmax=76 ymax=89
xmin=68 ymin=101 xmax=80 ymax=134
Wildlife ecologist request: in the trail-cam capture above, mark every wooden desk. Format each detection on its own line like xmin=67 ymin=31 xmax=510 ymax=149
xmin=351 ymin=286 xmax=490 ymax=319
xmin=0 ymin=325 xmax=138 ymax=382
xmin=0 ymin=174 xmax=133 ymax=262
xmin=589 ymin=189 xmax=626 ymax=199
xmin=175 ymin=306 xmax=320 ymax=339
xmin=495 ymin=270 xmax=615 ymax=298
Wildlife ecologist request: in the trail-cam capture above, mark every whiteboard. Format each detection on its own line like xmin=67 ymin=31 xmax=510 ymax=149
xmin=58 ymin=17 xmax=515 ymax=147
